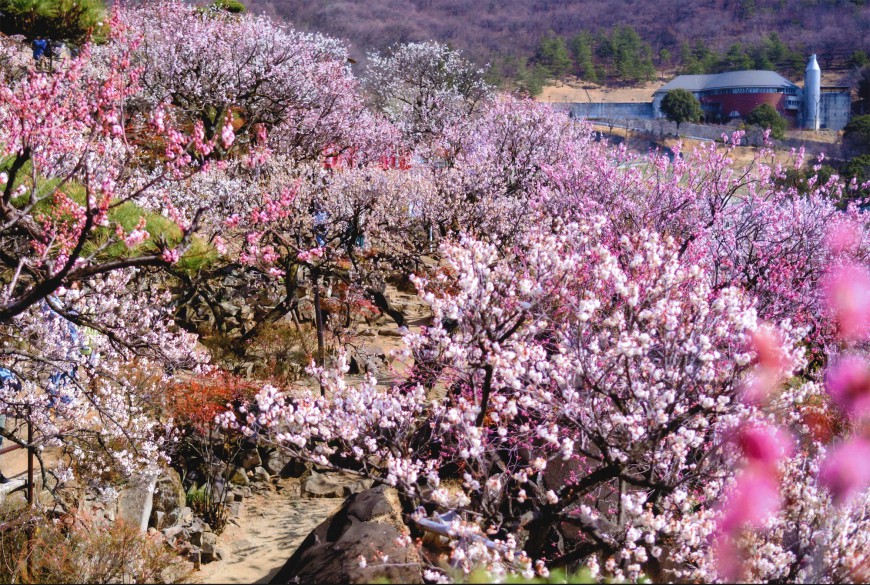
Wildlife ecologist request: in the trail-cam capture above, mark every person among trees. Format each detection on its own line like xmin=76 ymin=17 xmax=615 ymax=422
xmin=309 ymin=199 xmax=329 ymax=247
xmin=31 ymin=36 xmax=48 ymax=70
xmin=41 ymin=296 xmax=90 ymax=409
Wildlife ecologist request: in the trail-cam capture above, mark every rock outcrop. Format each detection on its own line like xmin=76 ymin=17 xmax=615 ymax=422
xmin=270 ymin=484 xmax=423 ymax=584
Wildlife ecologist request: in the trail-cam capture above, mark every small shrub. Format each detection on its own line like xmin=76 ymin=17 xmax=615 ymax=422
xmin=164 ymin=371 xmax=258 ymax=531
xmin=0 ymin=504 xmax=181 ymax=584
xmin=746 ymin=103 xmax=787 ymax=140
xmin=186 ymin=484 xmax=209 ymax=510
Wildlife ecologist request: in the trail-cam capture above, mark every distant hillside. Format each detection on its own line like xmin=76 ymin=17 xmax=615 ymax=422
xmin=244 ymin=0 xmax=870 ymax=80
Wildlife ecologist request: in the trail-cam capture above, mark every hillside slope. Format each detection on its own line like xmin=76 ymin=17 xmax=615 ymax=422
xmin=245 ymin=0 xmax=870 ymax=70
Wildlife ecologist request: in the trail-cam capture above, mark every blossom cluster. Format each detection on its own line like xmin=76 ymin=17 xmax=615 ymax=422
xmin=2 ymin=2 xmax=869 ymax=582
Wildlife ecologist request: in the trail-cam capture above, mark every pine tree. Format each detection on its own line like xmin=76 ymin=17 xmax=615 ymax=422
xmin=720 ymin=43 xmax=753 ymax=71
xmin=535 ymin=33 xmax=572 ymax=79
xmin=569 ymin=31 xmax=597 ymax=82
xmin=611 ymin=26 xmax=654 ymax=83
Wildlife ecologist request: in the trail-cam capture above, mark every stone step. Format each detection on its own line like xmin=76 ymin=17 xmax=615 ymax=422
xmin=0 ymin=477 xmax=28 ymax=501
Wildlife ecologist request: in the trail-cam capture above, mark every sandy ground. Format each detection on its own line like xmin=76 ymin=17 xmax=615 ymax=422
xmin=189 ymin=479 xmax=344 ymax=584
xmin=538 ymin=78 xmax=662 ymax=104
xmin=0 ymin=443 xmax=31 ymax=480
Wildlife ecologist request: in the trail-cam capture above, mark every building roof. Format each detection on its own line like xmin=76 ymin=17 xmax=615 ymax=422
xmin=654 ymin=70 xmax=799 ymax=95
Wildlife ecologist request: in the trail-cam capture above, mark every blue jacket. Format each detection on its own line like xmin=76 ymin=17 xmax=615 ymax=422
xmin=32 ymin=39 xmax=48 ymax=60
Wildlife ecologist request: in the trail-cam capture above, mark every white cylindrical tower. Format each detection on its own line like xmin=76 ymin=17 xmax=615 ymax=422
xmin=805 ymin=54 xmax=821 ymax=130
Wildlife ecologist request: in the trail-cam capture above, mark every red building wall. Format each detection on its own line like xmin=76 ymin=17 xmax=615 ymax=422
xmin=700 ymin=92 xmax=788 ymax=119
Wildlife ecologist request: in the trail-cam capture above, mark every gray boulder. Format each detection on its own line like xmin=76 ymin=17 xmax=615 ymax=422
xmin=253 ymin=466 xmax=271 ymax=483
xmin=229 ymin=465 xmax=250 ymax=486
xmin=150 ymin=468 xmax=186 ymax=529
xmin=238 ymin=444 xmax=262 ymax=471
xmin=302 ymin=471 xmax=373 ymax=498
xmin=262 ymin=448 xmax=311 ymax=479
xmin=270 ymin=484 xmax=422 ymax=584
xmin=117 ymin=473 xmax=157 ymax=532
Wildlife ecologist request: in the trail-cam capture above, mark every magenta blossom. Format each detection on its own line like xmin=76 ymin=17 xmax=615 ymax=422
xmin=819 ymin=438 xmax=870 ymax=503
xmin=717 ymin=468 xmax=781 ymax=535
xmin=826 ymin=355 xmax=870 ymax=419
xmin=750 ymin=325 xmax=790 ymax=373
xmin=823 ymin=263 xmax=870 ymax=341
xmin=737 ymin=424 xmax=793 ymax=469
xmin=825 ymin=221 xmax=863 ymax=256
xmin=713 ymin=533 xmax=744 ymax=583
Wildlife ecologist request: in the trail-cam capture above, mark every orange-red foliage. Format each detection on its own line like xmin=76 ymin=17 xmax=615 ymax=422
xmin=165 ymin=371 xmax=259 ymax=431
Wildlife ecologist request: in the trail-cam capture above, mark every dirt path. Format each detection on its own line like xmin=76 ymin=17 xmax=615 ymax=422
xmin=0 ymin=420 xmax=61 ymax=503
xmin=190 ymin=479 xmax=343 ymax=584
xmin=189 ymin=286 xmax=433 ymax=583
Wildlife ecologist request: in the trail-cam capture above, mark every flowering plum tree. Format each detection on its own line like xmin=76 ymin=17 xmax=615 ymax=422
xmin=113 ymin=1 xmax=370 ymax=164
xmin=0 ymin=270 xmax=205 ymax=492
xmin=224 ymin=161 xmax=438 ymax=365
xmin=545 ymin=133 xmax=870 ymax=352
xmin=366 ymin=41 xmax=492 ymax=148
xmin=696 ymin=232 xmax=870 ymax=583
xmin=1 ymin=2 xmax=868 ymax=581
xmin=0 ymin=39 xmax=210 ymax=321
xmin=0 ymin=14 xmax=228 ymax=493
xmin=223 ymin=216 xmax=811 ymax=579
xmin=104 ymin=1 xmax=411 ymax=356
xmin=425 ymin=95 xmax=593 ymax=242
xmin=217 ymin=93 xmax=870 ymax=581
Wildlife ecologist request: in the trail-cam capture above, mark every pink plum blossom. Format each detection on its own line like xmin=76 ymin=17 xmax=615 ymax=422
xmin=737 ymin=424 xmax=793 ymax=469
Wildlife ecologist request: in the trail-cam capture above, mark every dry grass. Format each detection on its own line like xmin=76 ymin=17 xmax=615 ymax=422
xmin=537 ymin=77 xmax=663 ymax=104
xmin=660 ymin=137 xmax=798 ymax=168
xmin=587 ymin=122 xmax=800 ymax=170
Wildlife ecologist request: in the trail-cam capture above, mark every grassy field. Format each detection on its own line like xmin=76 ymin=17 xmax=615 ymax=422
xmin=589 ymin=123 xmax=803 ymax=169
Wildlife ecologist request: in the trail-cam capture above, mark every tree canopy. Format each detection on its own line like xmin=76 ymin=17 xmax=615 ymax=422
xmin=660 ymin=88 xmax=702 ymax=130
xmin=746 ymin=103 xmax=787 ymax=139
xmin=845 ymin=114 xmax=870 ymax=156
